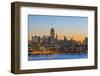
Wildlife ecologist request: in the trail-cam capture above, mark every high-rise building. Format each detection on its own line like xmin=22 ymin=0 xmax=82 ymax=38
xmin=56 ymin=34 xmax=58 ymax=40
xmin=50 ymin=28 xmax=55 ymax=38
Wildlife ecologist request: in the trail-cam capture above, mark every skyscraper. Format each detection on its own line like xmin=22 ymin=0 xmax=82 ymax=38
xmin=50 ymin=28 xmax=55 ymax=38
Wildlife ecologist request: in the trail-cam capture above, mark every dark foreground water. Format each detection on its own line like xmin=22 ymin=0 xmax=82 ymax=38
xmin=28 ymin=53 xmax=88 ymax=61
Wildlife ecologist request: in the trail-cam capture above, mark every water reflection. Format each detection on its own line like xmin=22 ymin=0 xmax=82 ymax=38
xmin=28 ymin=54 xmax=88 ymax=61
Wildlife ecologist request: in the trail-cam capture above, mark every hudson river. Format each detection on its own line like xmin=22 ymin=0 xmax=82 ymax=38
xmin=28 ymin=53 xmax=88 ymax=61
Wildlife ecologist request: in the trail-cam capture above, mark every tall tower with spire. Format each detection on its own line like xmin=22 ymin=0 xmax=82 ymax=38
xmin=50 ymin=28 xmax=55 ymax=38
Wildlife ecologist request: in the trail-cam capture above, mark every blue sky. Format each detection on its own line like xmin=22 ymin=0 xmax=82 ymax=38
xmin=28 ymin=15 xmax=88 ymax=41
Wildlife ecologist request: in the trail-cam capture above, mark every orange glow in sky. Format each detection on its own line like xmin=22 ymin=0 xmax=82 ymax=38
xmin=29 ymin=32 xmax=87 ymax=42
xmin=58 ymin=34 xmax=86 ymax=42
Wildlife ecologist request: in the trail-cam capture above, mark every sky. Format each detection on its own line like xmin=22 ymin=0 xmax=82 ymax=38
xmin=28 ymin=15 xmax=88 ymax=42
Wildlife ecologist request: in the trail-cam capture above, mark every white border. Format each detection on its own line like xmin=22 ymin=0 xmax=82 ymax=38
xmin=20 ymin=7 xmax=95 ymax=70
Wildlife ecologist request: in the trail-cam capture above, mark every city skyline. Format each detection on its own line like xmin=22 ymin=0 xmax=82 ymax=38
xmin=28 ymin=15 xmax=88 ymax=42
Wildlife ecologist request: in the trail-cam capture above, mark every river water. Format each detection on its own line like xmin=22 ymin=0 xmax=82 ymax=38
xmin=28 ymin=53 xmax=88 ymax=61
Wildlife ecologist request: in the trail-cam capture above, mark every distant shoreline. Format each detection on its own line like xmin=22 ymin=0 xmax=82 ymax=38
xmin=28 ymin=50 xmax=87 ymax=55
